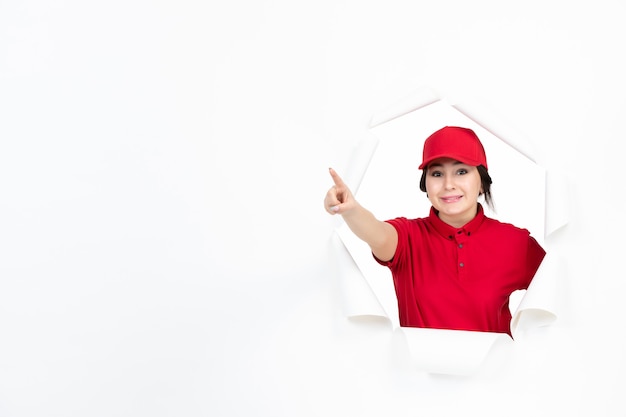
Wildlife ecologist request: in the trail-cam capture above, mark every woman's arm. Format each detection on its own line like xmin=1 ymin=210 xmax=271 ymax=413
xmin=324 ymin=168 xmax=398 ymax=261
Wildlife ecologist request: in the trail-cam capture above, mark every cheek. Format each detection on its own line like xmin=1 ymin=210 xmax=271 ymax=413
xmin=465 ymin=172 xmax=482 ymax=194
xmin=424 ymin=179 xmax=441 ymax=202
xmin=424 ymin=178 xmax=435 ymax=195
xmin=472 ymin=178 xmax=483 ymax=196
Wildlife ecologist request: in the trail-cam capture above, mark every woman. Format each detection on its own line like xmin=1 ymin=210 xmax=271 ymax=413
xmin=324 ymin=126 xmax=545 ymax=336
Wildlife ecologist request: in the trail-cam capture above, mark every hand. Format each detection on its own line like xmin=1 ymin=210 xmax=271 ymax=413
xmin=324 ymin=168 xmax=356 ymax=215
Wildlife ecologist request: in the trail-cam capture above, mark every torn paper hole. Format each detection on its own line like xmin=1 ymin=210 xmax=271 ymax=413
xmin=332 ymin=89 xmax=566 ymax=375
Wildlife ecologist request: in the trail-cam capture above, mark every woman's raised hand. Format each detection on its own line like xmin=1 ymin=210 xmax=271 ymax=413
xmin=324 ymin=168 xmax=357 ymax=215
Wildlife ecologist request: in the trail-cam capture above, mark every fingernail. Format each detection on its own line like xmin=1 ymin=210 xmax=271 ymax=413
xmin=330 ymin=205 xmax=339 ymax=212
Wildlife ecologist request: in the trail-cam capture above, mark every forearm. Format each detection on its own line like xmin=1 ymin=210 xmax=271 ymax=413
xmin=341 ymin=203 xmax=396 ymax=257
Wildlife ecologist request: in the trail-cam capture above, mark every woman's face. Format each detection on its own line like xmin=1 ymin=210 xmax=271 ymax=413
xmin=425 ymin=158 xmax=483 ymax=228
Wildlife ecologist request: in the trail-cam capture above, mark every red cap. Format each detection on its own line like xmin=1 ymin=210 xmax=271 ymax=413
xmin=419 ymin=126 xmax=488 ymax=170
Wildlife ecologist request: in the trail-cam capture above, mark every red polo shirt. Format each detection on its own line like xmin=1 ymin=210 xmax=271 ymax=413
xmin=375 ymin=205 xmax=546 ymax=336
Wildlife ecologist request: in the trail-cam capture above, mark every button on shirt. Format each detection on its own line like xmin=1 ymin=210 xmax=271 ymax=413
xmin=374 ymin=204 xmax=546 ymax=336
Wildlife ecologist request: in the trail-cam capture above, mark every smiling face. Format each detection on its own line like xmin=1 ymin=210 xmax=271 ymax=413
xmin=425 ymin=158 xmax=483 ymax=228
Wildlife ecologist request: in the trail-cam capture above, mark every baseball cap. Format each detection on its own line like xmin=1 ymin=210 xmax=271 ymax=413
xmin=418 ymin=126 xmax=488 ymax=170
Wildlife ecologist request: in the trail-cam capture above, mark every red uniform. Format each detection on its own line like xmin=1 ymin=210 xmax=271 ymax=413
xmin=375 ymin=204 xmax=546 ymax=336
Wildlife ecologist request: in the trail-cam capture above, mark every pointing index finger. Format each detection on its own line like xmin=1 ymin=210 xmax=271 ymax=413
xmin=328 ymin=167 xmax=346 ymax=188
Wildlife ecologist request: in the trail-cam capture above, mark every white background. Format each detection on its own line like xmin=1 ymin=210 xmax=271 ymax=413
xmin=0 ymin=1 xmax=624 ymax=416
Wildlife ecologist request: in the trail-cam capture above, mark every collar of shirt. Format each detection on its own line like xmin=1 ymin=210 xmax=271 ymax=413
xmin=428 ymin=203 xmax=486 ymax=240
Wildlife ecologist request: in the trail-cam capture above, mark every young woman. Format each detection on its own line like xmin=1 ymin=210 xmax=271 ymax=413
xmin=324 ymin=126 xmax=546 ymax=336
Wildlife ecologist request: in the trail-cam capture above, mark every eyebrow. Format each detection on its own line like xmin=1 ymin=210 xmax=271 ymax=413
xmin=428 ymin=160 xmax=465 ymax=168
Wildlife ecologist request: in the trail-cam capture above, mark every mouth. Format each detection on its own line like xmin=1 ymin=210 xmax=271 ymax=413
xmin=440 ymin=195 xmax=463 ymax=204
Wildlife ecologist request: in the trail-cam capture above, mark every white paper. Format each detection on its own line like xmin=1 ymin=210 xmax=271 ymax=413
xmin=451 ymin=100 xmax=538 ymax=164
xmin=544 ymin=170 xmax=570 ymax=237
xmin=336 ymin=224 xmax=399 ymax=327
xmin=331 ymin=231 xmax=389 ymax=321
xmin=399 ymin=327 xmax=512 ymax=376
xmin=511 ymin=252 xmax=560 ymax=338
xmin=369 ymin=86 xmax=442 ymax=128
xmin=342 ymin=132 xmax=380 ymax=196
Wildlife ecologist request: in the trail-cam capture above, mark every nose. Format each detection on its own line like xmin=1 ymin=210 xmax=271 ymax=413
xmin=444 ymin=174 xmax=456 ymax=190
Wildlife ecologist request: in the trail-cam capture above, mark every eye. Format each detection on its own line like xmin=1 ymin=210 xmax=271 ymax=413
xmin=456 ymin=168 xmax=468 ymax=175
xmin=430 ymin=170 xmax=442 ymax=177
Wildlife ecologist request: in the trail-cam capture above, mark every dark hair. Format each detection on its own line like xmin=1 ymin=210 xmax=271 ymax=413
xmin=419 ymin=165 xmax=494 ymax=210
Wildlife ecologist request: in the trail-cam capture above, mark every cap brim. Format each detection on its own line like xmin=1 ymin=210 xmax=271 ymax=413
xmin=419 ymin=154 xmax=483 ymax=170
